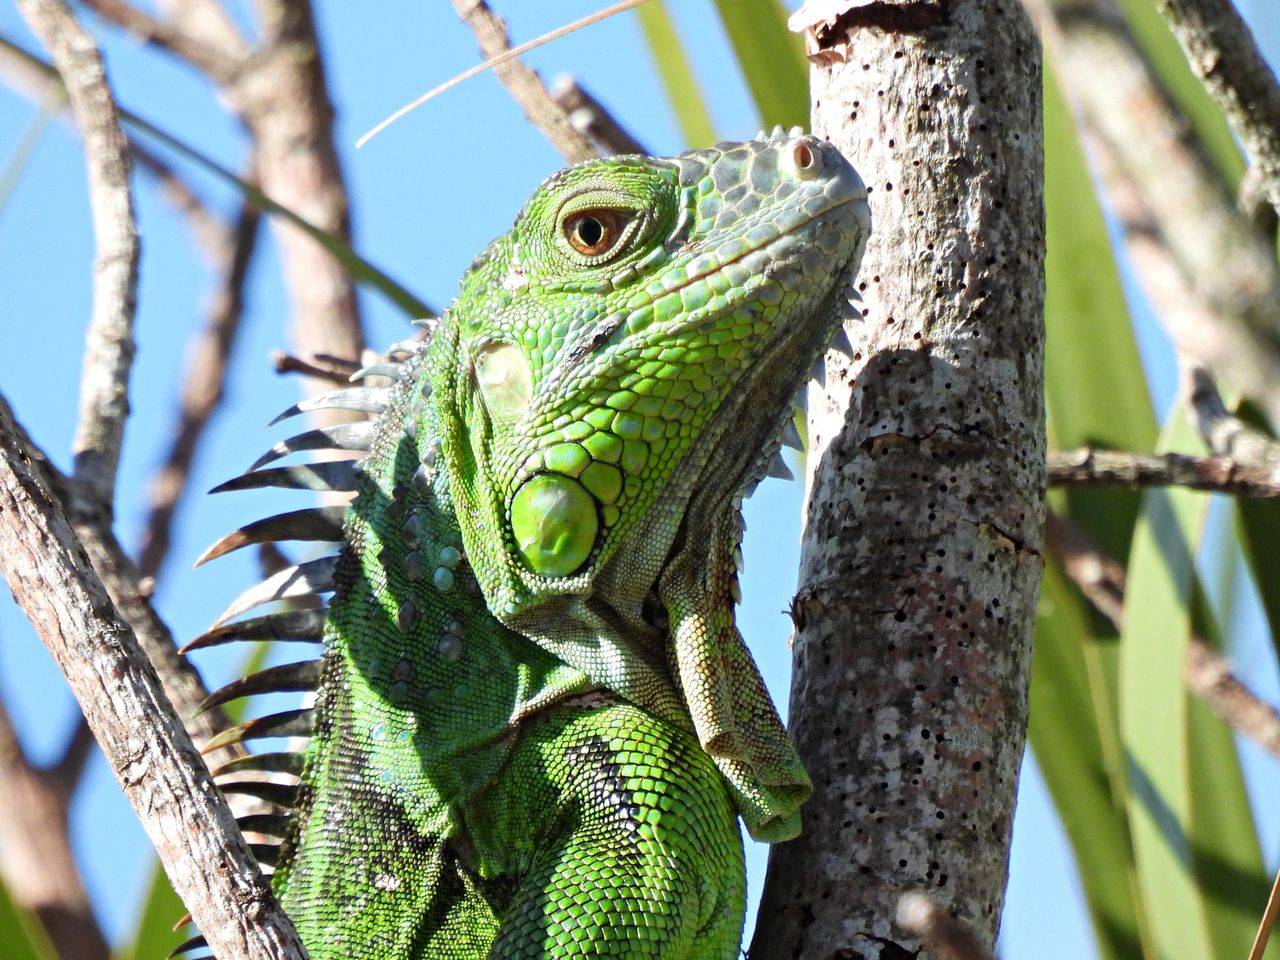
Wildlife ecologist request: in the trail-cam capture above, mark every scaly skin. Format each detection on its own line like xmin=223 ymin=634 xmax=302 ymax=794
xmin=201 ymin=132 xmax=868 ymax=959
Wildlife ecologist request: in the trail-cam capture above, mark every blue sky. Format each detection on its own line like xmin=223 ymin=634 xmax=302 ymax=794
xmin=0 ymin=2 xmax=1277 ymax=957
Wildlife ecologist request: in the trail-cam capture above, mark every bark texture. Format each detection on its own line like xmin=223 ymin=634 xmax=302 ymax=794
xmin=0 ymin=402 xmax=308 ymax=960
xmin=753 ymin=2 xmax=1045 ymax=957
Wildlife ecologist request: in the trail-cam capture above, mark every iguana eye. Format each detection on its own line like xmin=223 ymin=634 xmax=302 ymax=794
xmin=564 ymin=209 xmax=625 ymax=257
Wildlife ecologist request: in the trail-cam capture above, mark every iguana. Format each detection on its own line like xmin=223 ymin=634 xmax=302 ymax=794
xmin=186 ymin=129 xmax=869 ymax=959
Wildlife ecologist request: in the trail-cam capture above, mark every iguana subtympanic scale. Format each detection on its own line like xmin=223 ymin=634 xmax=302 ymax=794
xmin=190 ymin=130 xmax=869 ymax=958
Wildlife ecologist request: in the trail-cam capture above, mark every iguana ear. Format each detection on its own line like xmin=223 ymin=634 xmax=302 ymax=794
xmin=658 ymin=506 xmax=812 ymax=843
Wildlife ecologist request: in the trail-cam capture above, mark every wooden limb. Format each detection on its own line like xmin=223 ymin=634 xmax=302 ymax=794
xmin=0 ymin=399 xmax=309 ymax=960
xmin=137 ymin=191 xmax=262 ymax=582
xmin=896 ymin=891 xmax=993 ymax=960
xmin=1049 ymin=448 xmax=1280 ymax=498
xmin=1045 ymin=511 xmax=1280 ymax=764
xmin=452 ymin=0 xmax=600 ymax=164
xmin=1032 ymin=0 xmax=1280 ymax=425
xmin=271 ymin=350 xmax=360 ymax=385
xmin=0 ymin=698 xmax=109 ymax=960
xmin=1184 ymin=363 xmax=1280 ymax=469
xmin=18 ymin=0 xmax=139 ymax=509
xmin=550 ymin=76 xmax=648 ymax=157
xmin=7 ymin=402 xmax=243 ymax=763
xmin=230 ymin=0 xmax=364 ymax=400
xmin=78 ymin=0 xmax=241 ymax=81
xmin=1154 ymin=0 xmax=1280 ymax=221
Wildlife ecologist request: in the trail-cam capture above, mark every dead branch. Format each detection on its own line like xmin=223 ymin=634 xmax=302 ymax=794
xmin=1045 ymin=511 xmax=1280 ymax=763
xmin=80 ymin=0 xmax=240 ymax=81
xmin=550 ymin=75 xmax=648 ymax=156
xmin=1154 ymin=0 xmax=1280 ymax=220
xmin=1184 ymin=363 xmax=1280 ymax=469
xmin=137 ymin=192 xmax=262 ymax=582
xmin=18 ymin=0 xmax=139 ymax=509
xmin=1049 ymin=448 xmax=1280 ymax=498
xmin=0 ymin=400 xmax=308 ymax=960
xmin=452 ymin=0 xmax=600 ymax=164
xmin=896 ymin=891 xmax=993 ymax=960
xmin=1033 ymin=0 xmax=1280 ymax=425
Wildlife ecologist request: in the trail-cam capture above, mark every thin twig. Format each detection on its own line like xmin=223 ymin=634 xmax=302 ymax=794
xmin=79 ymin=0 xmax=240 ymax=81
xmin=1184 ymin=363 xmax=1280 ymax=469
xmin=0 ymin=401 xmax=309 ymax=960
xmin=1154 ymin=0 xmax=1280 ymax=221
xmin=1045 ymin=511 xmax=1280 ymax=763
xmin=550 ymin=76 xmax=648 ymax=156
xmin=271 ymin=350 xmax=359 ymax=385
xmin=359 ymin=0 xmax=653 ymax=149
xmin=1049 ymin=448 xmax=1280 ymax=498
xmin=1249 ymin=867 xmax=1280 ymax=960
xmin=137 ymin=191 xmax=261 ymax=583
xmin=895 ymin=891 xmax=993 ymax=960
xmin=451 ymin=0 xmax=600 ymax=164
xmin=18 ymin=0 xmax=139 ymax=509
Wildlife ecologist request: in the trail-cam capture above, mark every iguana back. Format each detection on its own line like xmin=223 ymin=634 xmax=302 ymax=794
xmin=191 ymin=132 xmax=869 ymax=959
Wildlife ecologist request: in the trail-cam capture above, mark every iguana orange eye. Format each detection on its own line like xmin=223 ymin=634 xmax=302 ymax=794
xmin=564 ymin=210 xmax=624 ymax=257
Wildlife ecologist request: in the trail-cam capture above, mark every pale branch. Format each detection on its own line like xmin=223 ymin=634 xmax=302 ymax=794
xmin=1184 ymin=363 xmax=1280 ymax=469
xmin=0 ymin=697 xmax=109 ymax=960
xmin=129 ymin=140 xmax=230 ymax=261
xmin=18 ymin=0 xmax=139 ymax=509
xmin=1045 ymin=510 xmax=1280 ymax=764
xmin=1049 ymin=448 xmax=1280 ymax=498
xmin=1239 ymin=165 xmax=1279 ymax=239
xmin=78 ymin=0 xmax=240 ymax=81
xmin=152 ymin=0 xmax=248 ymax=63
xmin=231 ymin=0 xmax=365 ymax=400
xmin=0 ymin=401 xmax=309 ymax=960
xmin=6 ymin=400 xmax=243 ymax=762
xmin=1034 ymin=0 xmax=1280 ymax=425
xmin=1154 ymin=0 xmax=1280 ymax=220
xmin=452 ymin=0 xmax=601 ymax=165
xmin=550 ymin=76 xmax=648 ymax=156
xmin=137 ymin=192 xmax=262 ymax=583
xmin=895 ymin=892 xmax=994 ymax=960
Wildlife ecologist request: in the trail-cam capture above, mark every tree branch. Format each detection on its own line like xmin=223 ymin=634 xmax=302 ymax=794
xmin=137 ymin=190 xmax=262 ymax=582
xmin=550 ymin=76 xmax=648 ymax=156
xmin=1033 ymin=0 xmax=1280 ymax=425
xmin=78 ymin=0 xmax=241 ymax=81
xmin=0 ymin=399 xmax=309 ymax=960
xmin=18 ymin=0 xmax=139 ymax=509
xmin=452 ymin=0 xmax=600 ymax=164
xmin=1049 ymin=448 xmax=1280 ymax=498
xmin=1154 ymin=0 xmax=1280 ymax=221
xmin=895 ymin=891 xmax=994 ymax=960
xmin=1045 ymin=510 xmax=1280 ymax=764
xmin=1184 ymin=363 xmax=1280 ymax=469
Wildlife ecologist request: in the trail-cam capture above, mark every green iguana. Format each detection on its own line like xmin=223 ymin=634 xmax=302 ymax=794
xmin=187 ymin=130 xmax=869 ymax=959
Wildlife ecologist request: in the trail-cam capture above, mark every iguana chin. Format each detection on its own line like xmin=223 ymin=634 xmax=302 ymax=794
xmin=186 ymin=129 xmax=869 ymax=959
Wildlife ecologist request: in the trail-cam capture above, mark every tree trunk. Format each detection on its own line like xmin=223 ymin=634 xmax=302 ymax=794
xmin=752 ymin=2 xmax=1045 ymax=957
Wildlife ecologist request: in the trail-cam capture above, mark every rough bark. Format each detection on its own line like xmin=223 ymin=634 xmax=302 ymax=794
xmin=753 ymin=2 xmax=1045 ymax=957
xmin=0 ymin=403 xmax=308 ymax=960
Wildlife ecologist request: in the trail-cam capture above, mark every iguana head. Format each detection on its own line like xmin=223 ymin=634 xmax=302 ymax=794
xmin=431 ymin=132 xmax=869 ymax=617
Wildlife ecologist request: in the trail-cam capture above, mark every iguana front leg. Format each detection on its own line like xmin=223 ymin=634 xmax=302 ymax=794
xmin=661 ymin=499 xmax=812 ymax=842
